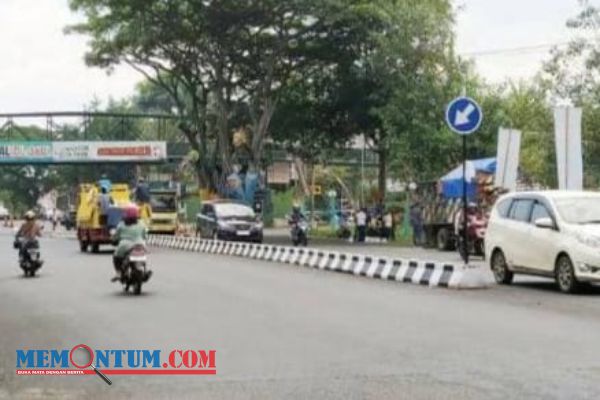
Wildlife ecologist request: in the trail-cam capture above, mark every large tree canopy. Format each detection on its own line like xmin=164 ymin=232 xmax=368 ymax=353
xmin=67 ymin=0 xmax=461 ymax=198
xmin=67 ymin=0 xmax=368 ymax=190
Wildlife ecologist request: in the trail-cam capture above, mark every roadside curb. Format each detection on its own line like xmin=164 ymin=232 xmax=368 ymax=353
xmin=147 ymin=235 xmax=489 ymax=290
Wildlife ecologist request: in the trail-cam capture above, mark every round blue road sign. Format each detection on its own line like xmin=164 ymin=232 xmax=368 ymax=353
xmin=445 ymin=96 xmax=483 ymax=135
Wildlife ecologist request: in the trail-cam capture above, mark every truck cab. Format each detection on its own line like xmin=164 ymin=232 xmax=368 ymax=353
xmin=149 ymin=189 xmax=178 ymax=235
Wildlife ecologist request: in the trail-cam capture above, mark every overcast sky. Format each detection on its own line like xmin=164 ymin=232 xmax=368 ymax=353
xmin=0 ymin=0 xmax=594 ymax=114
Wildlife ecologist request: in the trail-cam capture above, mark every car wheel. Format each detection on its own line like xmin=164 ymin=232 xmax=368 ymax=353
xmin=555 ymin=254 xmax=580 ymax=294
xmin=491 ymin=249 xmax=513 ymax=285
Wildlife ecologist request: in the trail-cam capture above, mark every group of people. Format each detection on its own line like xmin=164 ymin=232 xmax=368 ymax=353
xmin=96 ymin=177 xmax=151 ymax=228
xmin=350 ymin=207 xmax=395 ymax=243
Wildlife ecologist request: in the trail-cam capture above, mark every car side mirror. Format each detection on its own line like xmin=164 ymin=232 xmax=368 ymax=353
xmin=534 ymin=217 xmax=555 ymax=230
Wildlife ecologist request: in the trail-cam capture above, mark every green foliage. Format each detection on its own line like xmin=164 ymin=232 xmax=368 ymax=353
xmin=542 ymin=0 xmax=600 ymax=187
xmin=272 ymin=189 xmax=294 ymax=219
xmin=67 ymin=0 xmax=378 ymax=189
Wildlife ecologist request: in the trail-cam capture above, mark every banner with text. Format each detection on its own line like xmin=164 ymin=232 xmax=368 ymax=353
xmin=554 ymin=107 xmax=583 ymax=190
xmin=0 ymin=141 xmax=167 ymax=163
xmin=0 ymin=142 xmax=53 ymax=163
xmin=495 ymin=128 xmax=521 ymax=191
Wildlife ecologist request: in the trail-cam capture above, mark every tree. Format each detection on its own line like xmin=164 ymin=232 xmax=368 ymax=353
xmin=67 ymin=0 xmax=359 ymax=193
xmin=371 ymin=0 xmax=457 ymax=193
xmin=0 ymin=125 xmax=60 ymax=214
xmin=271 ymin=0 xmax=458 ymax=197
xmin=543 ymin=0 xmax=600 ymax=187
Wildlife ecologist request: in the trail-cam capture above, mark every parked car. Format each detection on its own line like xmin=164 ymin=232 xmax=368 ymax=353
xmin=485 ymin=191 xmax=600 ymax=293
xmin=196 ymin=200 xmax=263 ymax=243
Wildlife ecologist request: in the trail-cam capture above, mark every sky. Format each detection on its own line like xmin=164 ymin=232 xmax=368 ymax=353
xmin=0 ymin=0 xmax=595 ymax=114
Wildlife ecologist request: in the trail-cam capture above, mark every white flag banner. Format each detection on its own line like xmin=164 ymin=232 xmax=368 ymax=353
xmin=554 ymin=107 xmax=583 ymax=190
xmin=495 ymin=128 xmax=522 ymax=191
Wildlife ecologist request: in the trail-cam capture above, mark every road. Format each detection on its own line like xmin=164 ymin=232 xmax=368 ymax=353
xmin=1 ymin=233 xmax=600 ymax=399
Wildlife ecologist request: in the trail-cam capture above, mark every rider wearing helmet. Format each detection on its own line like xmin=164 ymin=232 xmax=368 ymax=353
xmin=289 ymin=204 xmax=306 ymax=224
xmin=15 ymin=211 xmax=42 ymax=259
xmin=16 ymin=211 xmax=42 ymax=240
xmin=111 ymin=204 xmax=148 ymax=281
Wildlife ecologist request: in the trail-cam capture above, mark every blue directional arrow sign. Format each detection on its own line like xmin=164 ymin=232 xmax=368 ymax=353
xmin=445 ymin=96 xmax=483 ymax=135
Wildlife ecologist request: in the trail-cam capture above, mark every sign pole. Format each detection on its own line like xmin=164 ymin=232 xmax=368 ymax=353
xmin=462 ymin=135 xmax=469 ymax=265
xmin=445 ymin=95 xmax=482 ymax=265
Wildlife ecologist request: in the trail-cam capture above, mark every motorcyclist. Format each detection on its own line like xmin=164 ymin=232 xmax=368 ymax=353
xmin=289 ymin=205 xmax=308 ymax=245
xmin=289 ymin=205 xmax=306 ymax=224
xmin=111 ymin=205 xmax=149 ymax=282
xmin=454 ymin=202 xmax=480 ymax=237
xmin=15 ymin=211 xmax=42 ymax=260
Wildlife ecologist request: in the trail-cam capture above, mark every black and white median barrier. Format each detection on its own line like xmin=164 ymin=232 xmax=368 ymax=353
xmin=147 ymin=235 xmax=489 ymax=289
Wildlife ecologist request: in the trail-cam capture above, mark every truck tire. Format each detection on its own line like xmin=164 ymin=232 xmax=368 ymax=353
xmin=79 ymin=241 xmax=88 ymax=253
xmin=91 ymin=243 xmax=100 ymax=253
xmin=436 ymin=228 xmax=453 ymax=251
xmin=423 ymin=227 xmax=435 ymax=248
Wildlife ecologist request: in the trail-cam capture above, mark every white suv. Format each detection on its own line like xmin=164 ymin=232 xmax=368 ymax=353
xmin=485 ymin=191 xmax=600 ymax=293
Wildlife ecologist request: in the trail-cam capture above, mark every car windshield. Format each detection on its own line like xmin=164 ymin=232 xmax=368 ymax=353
xmin=554 ymin=197 xmax=600 ymax=224
xmin=150 ymin=195 xmax=177 ymax=213
xmin=215 ymin=203 xmax=255 ymax=219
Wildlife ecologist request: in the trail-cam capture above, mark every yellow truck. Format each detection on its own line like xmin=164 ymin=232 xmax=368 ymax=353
xmin=148 ymin=189 xmax=178 ymax=235
xmin=76 ymin=183 xmax=150 ymax=253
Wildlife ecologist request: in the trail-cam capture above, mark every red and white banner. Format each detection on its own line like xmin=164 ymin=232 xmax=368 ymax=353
xmin=53 ymin=141 xmax=167 ymax=162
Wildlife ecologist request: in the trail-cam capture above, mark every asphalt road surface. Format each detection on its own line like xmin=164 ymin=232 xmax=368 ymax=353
xmin=1 ymin=233 xmax=600 ymax=399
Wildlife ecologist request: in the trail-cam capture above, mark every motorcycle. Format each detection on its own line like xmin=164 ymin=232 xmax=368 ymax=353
xmin=290 ymin=219 xmax=309 ymax=246
xmin=118 ymin=244 xmax=152 ymax=295
xmin=14 ymin=238 xmax=43 ymax=277
xmin=457 ymin=213 xmax=487 ymax=260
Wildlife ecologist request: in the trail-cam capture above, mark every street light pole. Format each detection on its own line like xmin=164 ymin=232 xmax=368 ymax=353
xmin=462 ymin=136 xmax=469 ymax=265
xmin=361 ymin=137 xmax=365 ymax=206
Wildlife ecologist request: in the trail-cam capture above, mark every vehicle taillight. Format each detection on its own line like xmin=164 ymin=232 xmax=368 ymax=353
xmin=131 ymin=245 xmax=146 ymax=257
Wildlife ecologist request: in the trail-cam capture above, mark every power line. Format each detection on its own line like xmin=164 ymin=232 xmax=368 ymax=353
xmin=460 ymin=41 xmax=572 ymax=57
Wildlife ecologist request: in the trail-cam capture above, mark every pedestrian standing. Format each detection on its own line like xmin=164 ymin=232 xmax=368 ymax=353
xmin=383 ymin=210 xmax=393 ymax=242
xmin=52 ymin=210 xmax=58 ymax=232
xmin=410 ymin=203 xmax=423 ymax=246
xmin=355 ymin=208 xmax=367 ymax=243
